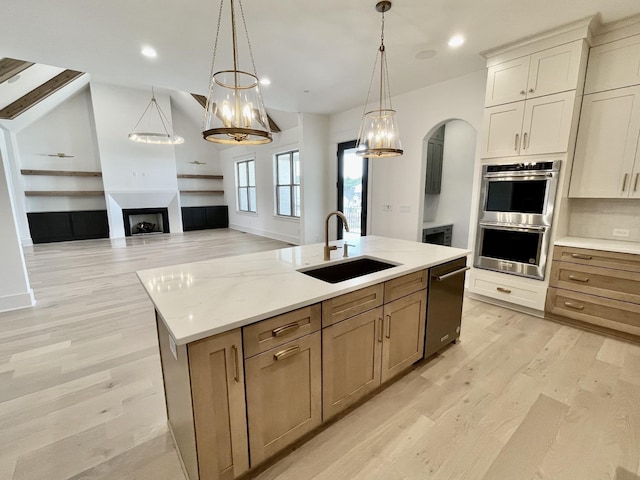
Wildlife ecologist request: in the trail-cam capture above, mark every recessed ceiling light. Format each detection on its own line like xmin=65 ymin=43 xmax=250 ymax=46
xmin=141 ymin=46 xmax=157 ymax=58
xmin=448 ymin=35 xmax=465 ymax=48
xmin=415 ymin=49 xmax=437 ymax=60
xmin=260 ymin=78 xmax=271 ymax=86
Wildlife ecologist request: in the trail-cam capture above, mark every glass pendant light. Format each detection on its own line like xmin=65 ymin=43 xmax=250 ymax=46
xmin=128 ymin=87 xmax=184 ymax=145
xmin=202 ymin=0 xmax=272 ymax=145
xmin=356 ymin=1 xmax=403 ymax=158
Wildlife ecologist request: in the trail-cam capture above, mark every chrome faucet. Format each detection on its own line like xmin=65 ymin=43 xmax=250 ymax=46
xmin=324 ymin=211 xmax=350 ymax=261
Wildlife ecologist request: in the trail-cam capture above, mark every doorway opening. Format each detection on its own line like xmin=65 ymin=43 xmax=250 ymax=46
xmin=337 ymin=140 xmax=368 ymax=240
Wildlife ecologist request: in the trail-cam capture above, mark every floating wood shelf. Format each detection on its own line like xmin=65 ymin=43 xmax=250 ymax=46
xmin=177 ymin=174 xmax=223 ymax=180
xmin=21 ymin=169 xmax=102 ymax=177
xmin=179 ymin=190 xmax=224 ymax=195
xmin=25 ymin=190 xmax=104 ymax=197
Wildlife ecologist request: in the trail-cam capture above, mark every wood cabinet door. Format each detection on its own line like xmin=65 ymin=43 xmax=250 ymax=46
xmin=322 ymin=307 xmax=383 ymax=421
xmin=569 ymin=86 xmax=640 ymax=198
xmin=380 ymin=290 xmax=426 ymax=384
xmin=485 ymin=56 xmax=530 ymax=107
xmin=527 ymin=41 xmax=584 ymax=99
xmin=520 ymin=90 xmax=575 ymax=156
xmin=188 ymin=329 xmax=249 ymax=480
xmin=245 ymin=332 xmax=322 ymax=466
xmin=480 ymin=101 xmax=525 ymax=158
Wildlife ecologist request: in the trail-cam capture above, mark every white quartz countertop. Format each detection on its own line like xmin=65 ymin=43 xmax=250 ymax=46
xmin=555 ymin=236 xmax=640 ymax=255
xmin=137 ymin=235 xmax=470 ymax=345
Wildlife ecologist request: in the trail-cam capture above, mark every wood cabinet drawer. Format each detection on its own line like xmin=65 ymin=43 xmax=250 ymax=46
xmin=383 ymin=269 xmax=428 ymax=304
xmin=553 ymin=246 xmax=640 ymax=273
xmin=546 ymin=287 xmax=640 ymax=337
xmin=322 ymin=284 xmax=384 ymax=328
xmin=245 ymin=331 xmax=322 ymax=466
xmin=243 ymin=304 xmax=321 ymax=358
xmin=550 ymin=260 xmax=640 ymax=304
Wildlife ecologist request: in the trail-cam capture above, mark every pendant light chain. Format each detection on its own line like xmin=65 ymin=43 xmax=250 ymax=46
xmin=204 ymin=0 xmax=226 ymax=122
xmin=238 ymin=0 xmax=259 ymax=78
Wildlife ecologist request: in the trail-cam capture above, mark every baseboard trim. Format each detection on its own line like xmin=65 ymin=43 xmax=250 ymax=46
xmin=228 ymin=223 xmax=300 ymax=245
xmin=0 ymin=289 xmax=35 ymax=313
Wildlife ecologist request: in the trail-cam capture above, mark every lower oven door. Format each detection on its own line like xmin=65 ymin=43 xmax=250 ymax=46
xmin=474 ymin=223 xmax=550 ymax=280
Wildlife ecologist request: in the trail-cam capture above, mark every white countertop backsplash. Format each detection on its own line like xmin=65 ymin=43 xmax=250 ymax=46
xmin=137 ymin=235 xmax=469 ymax=345
xmin=555 ymin=236 xmax=640 ymax=255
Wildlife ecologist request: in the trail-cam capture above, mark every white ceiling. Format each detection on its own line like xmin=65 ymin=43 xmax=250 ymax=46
xmin=2 ymin=0 xmax=640 ymax=115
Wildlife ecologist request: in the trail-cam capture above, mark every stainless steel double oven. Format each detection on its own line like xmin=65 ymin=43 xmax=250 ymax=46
xmin=474 ymin=160 xmax=561 ymax=280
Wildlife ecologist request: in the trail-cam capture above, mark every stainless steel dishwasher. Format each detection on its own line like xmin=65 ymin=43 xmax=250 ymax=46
xmin=425 ymin=257 xmax=469 ymax=358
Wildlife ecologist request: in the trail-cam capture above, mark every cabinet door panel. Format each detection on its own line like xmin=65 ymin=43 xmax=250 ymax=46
xmin=246 ymin=332 xmax=322 ymax=466
xmin=585 ymin=35 xmax=640 ymax=94
xmin=189 ymin=329 xmax=249 ymax=480
xmin=527 ymin=41 xmax=583 ymax=99
xmin=381 ymin=290 xmax=426 ymax=383
xmin=485 ymin=57 xmax=530 ymax=107
xmin=322 ymin=307 xmax=383 ymax=420
xmin=521 ymin=91 xmax=575 ymax=155
xmin=480 ymin=102 xmax=525 ymax=158
xmin=569 ymin=86 xmax=640 ymax=198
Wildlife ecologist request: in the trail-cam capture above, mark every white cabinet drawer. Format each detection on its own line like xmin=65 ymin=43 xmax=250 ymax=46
xmin=469 ymin=269 xmax=547 ymax=310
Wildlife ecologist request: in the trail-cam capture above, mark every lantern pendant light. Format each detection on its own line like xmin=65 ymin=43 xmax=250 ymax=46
xmin=128 ymin=87 xmax=184 ymax=145
xmin=202 ymin=0 xmax=272 ymax=145
xmin=356 ymin=1 xmax=403 ymax=158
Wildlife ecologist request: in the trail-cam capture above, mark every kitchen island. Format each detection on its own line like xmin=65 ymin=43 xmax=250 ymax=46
xmin=138 ymin=235 xmax=469 ymax=480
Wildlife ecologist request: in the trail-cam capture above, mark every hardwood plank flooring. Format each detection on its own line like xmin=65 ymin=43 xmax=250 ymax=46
xmin=0 ymin=229 xmax=639 ymax=479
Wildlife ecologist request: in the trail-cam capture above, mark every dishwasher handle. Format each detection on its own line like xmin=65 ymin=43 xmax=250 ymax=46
xmin=433 ymin=266 xmax=470 ymax=281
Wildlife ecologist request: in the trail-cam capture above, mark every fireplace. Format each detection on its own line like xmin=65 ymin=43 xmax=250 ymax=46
xmin=122 ymin=208 xmax=170 ymax=237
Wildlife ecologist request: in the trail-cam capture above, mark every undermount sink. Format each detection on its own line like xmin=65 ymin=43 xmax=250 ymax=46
xmin=298 ymin=256 xmax=399 ymax=284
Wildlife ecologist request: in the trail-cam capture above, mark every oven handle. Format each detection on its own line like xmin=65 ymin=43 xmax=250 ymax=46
xmin=483 ymin=172 xmax=555 ymax=179
xmin=479 ymin=222 xmax=547 ymax=232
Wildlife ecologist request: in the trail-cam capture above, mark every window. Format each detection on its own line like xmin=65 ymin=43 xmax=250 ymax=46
xmin=275 ymin=150 xmax=300 ymax=217
xmin=236 ymin=159 xmax=256 ymax=213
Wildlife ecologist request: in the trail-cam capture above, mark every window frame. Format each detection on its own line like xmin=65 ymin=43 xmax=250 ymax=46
xmin=274 ymin=150 xmax=300 ymax=218
xmin=236 ymin=159 xmax=257 ymax=213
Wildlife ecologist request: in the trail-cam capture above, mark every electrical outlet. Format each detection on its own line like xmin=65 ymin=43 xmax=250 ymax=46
xmin=382 ymin=204 xmax=392 ymax=212
xmin=612 ymin=228 xmax=630 ymax=238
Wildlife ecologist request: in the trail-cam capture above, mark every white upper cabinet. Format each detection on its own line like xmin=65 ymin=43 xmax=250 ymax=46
xmin=585 ymin=35 xmax=640 ymax=94
xmin=481 ymin=91 xmax=575 ymax=158
xmin=485 ymin=41 xmax=584 ymax=107
xmin=569 ymin=85 xmax=640 ymax=198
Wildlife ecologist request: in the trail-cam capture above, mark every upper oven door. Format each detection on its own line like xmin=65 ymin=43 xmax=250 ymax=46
xmin=479 ymin=162 xmax=560 ymax=226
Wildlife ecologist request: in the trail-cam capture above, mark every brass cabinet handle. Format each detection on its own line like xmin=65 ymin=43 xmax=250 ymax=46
xmin=523 ymin=132 xmax=528 ymax=149
xmin=568 ymin=274 xmax=589 ymax=283
xmin=378 ymin=317 xmax=383 ymax=343
xmin=623 ymin=173 xmax=629 ymax=192
xmin=571 ymin=253 xmax=592 ymax=260
xmin=496 ymin=287 xmax=511 ymax=294
xmin=385 ymin=315 xmax=391 ymax=339
xmin=634 ymin=173 xmax=639 ymax=192
xmin=564 ymin=301 xmax=585 ymax=311
xmin=272 ymin=322 xmax=300 ymax=337
xmin=273 ymin=345 xmax=300 ymax=361
xmin=231 ymin=345 xmax=240 ymax=382
xmin=514 ymin=133 xmax=519 ymax=151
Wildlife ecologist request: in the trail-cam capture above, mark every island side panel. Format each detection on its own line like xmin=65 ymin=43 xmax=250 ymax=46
xmin=156 ymin=312 xmax=199 ymax=480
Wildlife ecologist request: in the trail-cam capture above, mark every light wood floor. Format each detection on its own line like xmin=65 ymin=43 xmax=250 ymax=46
xmin=1 ymin=230 xmax=639 ymax=480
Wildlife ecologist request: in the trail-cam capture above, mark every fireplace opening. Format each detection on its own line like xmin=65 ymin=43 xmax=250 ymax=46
xmin=122 ymin=208 xmax=170 ymax=237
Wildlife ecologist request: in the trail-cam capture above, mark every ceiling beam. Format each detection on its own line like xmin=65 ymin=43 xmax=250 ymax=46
xmin=0 ymin=58 xmax=34 ymax=84
xmin=0 ymin=70 xmax=84 ymax=120
xmin=190 ymin=93 xmax=281 ymax=133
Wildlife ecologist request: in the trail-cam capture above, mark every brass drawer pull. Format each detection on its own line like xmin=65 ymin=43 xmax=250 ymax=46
xmin=231 ymin=345 xmax=240 ymax=382
xmin=570 ymin=253 xmax=592 ymax=260
xmin=272 ymin=322 xmax=300 ymax=337
xmin=273 ymin=345 xmax=300 ymax=361
xmin=385 ymin=315 xmax=391 ymax=339
xmin=378 ymin=317 xmax=383 ymax=343
xmin=563 ymin=301 xmax=585 ymax=311
xmin=568 ymin=275 xmax=589 ymax=283
xmin=496 ymin=287 xmax=511 ymax=294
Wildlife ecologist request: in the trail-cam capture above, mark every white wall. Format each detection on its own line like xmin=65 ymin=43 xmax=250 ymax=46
xmin=0 ymin=136 xmax=34 ymax=312
xmin=329 ymin=69 xmax=486 ymax=242
xmin=221 ymin=127 xmax=301 ymax=244
xmin=423 ymin=120 xmax=477 ymax=248
xmin=90 ymin=82 xmax=182 ymax=237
